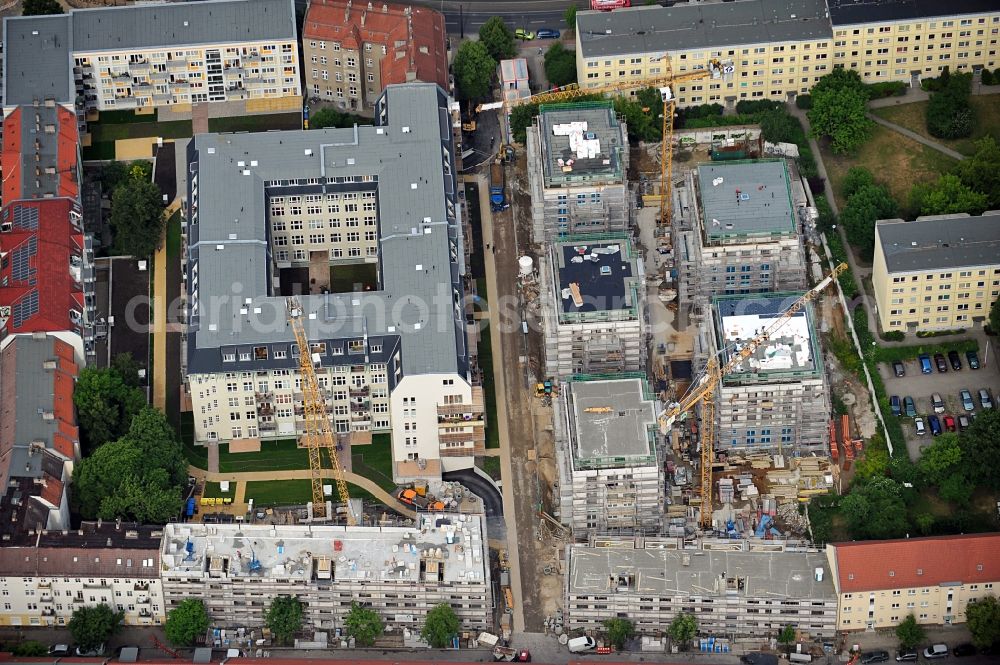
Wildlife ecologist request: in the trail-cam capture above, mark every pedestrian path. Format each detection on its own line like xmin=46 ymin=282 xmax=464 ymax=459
xmin=867 ymin=113 xmax=965 ymax=160
xmin=151 ymin=200 xmax=180 ymax=411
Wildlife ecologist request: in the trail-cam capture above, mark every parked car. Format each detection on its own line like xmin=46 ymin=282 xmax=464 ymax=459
xmin=967 ymin=350 xmax=981 ymax=369
xmin=960 ymin=389 xmax=975 ymax=412
xmin=958 ymin=414 xmax=970 ymax=431
xmin=918 ymin=354 xmax=933 ymax=374
xmin=49 ymin=645 xmax=72 ymax=657
xmin=979 ymin=388 xmax=994 ymax=409
xmin=895 ymin=650 xmax=917 ymax=662
xmin=949 ymin=349 xmax=963 ymax=370
xmin=535 ymin=28 xmax=560 ymax=38
xmin=931 ymin=393 xmax=945 ymax=413
xmin=914 ymin=416 xmax=926 ymax=435
xmin=934 ymin=353 xmax=948 ymax=372
xmin=515 ymin=28 xmax=535 ymax=40
xmin=928 ymin=414 xmax=942 ymax=436
xmin=890 ymin=395 xmax=902 ymax=416
xmin=861 ymin=651 xmax=890 ymax=664
xmin=904 ymin=396 xmax=917 ymax=417
xmin=953 ymin=644 xmax=977 ymax=657
xmin=943 ymin=414 xmax=956 ymax=432
xmin=893 ymin=360 xmax=906 ymax=377
xmin=923 ymin=644 xmax=949 ymax=659
xmin=75 ymin=645 xmax=106 ymax=657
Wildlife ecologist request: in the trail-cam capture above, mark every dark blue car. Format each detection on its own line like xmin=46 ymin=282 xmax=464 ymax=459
xmin=535 ymin=28 xmax=560 ymax=39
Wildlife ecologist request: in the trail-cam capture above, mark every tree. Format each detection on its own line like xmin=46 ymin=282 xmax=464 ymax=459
xmin=853 ymin=446 xmax=889 ymax=482
xmin=758 ymin=109 xmax=802 ymax=145
xmin=991 ymin=295 xmax=1000 ymax=333
xmin=954 ymin=136 xmax=1000 ymax=208
xmin=667 ymin=613 xmax=698 ymax=649
xmin=938 ymin=472 xmax=974 ymax=506
xmin=957 ymin=409 xmax=1000 ymax=490
xmin=165 ymin=599 xmax=210 ymax=646
xmin=111 ymin=352 xmax=143 ymax=388
xmin=344 ymin=603 xmax=384 ymax=647
xmin=918 ymin=433 xmax=963 ymax=485
xmin=895 ymin=614 xmax=926 ymax=650
xmin=22 ymin=0 xmax=64 ymax=15
xmin=11 ymin=641 xmax=48 ymax=656
xmin=110 ymin=174 xmax=166 ymax=258
xmin=452 ymin=41 xmax=496 ymax=101
xmin=421 ymin=603 xmax=459 ymax=648
xmin=603 ymin=618 xmax=635 ymax=649
xmin=777 ymin=625 xmax=797 ymax=652
xmin=266 ymin=596 xmax=304 ymax=644
xmin=564 ymin=4 xmax=578 ymax=34
xmin=840 ymin=476 xmax=910 ymax=540
xmin=479 ymin=17 xmax=517 ymax=63
xmin=926 ymin=72 xmax=975 ymax=139
xmin=909 ymin=173 xmax=989 ymax=216
xmin=967 ymin=596 xmax=1000 ymax=650
xmin=839 ymin=173 xmax=897 ymax=259
xmin=544 ymin=43 xmax=577 ymax=88
xmin=842 ymin=166 xmax=876 ymax=198
xmin=73 ymin=366 xmax=146 ymax=450
xmin=68 ymin=604 xmax=123 ymax=653
xmin=808 ymin=70 xmax=874 ymax=154
xmin=309 ymin=108 xmax=367 ymax=130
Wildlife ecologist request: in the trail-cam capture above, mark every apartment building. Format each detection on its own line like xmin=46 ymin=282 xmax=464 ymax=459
xmin=554 ymin=377 xmax=662 ymax=538
xmin=159 ymin=517 xmax=491 ymax=631
xmin=538 ymin=234 xmax=645 ymax=378
xmin=0 ymin=334 xmax=80 ymax=538
xmin=574 ymin=0 xmax=1000 ymax=108
xmin=676 ymin=160 xmax=807 ymax=309
xmin=871 ymin=213 xmax=1000 ymax=334
xmin=2 ymin=0 xmax=301 ymax=122
xmin=0 ymin=522 xmax=164 ymax=628
xmin=827 ymin=534 xmax=1000 ymax=630
xmin=566 ymin=537 xmax=838 ymax=639
xmin=186 ymin=83 xmax=482 ymax=482
xmin=302 ymin=0 xmax=447 ymax=111
xmin=708 ymin=293 xmax=830 ymax=454
xmin=526 ymin=102 xmax=629 ymax=243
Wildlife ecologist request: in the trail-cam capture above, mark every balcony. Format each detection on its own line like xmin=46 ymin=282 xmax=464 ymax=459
xmin=137 ymin=596 xmax=151 ymax=605
xmin=255 ymin=391 xmax=274 ymax=402
xmin=258 ymin=404 xmax=274 ymax=417
xmin=439 ymin=427 xmax=486 ymax=444
xmin=350 ymin=402 xmax=369 ymax=413
xmin=130 ymin=60 xmax=151 ymax=72
xmin=439 ymin=442 xmax=485 ymax=457
xmin=436 ymin=387 xmax=485 ymax=416
xmin=41 ymin=608 xmax=55 ymax=617
xmin=166 ymin=60 xmax=188 ymax=71
xmin=40 ymin=594 xmax=53 ymax=603
xmin=260 ymin=421 xmax=277 ymax=432
xmin=134 ymin=582 xmax=149 ymax=591
xmin=349 ymin=386 xmax=370 ymax=397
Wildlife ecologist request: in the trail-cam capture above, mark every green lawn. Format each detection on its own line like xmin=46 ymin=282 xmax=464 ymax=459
xmin=90 ymin=119 xmax=193 ymax=142
xmin=180 ymin=413 xmax=210 ymax=470
xmin=245 ymin=479 xmax=383 ymax=507
xmin=207 ymin=112 xmax=302 ymax=133
xmin=81 ymin=142 xmax=116 ymax=161
xmin=329 ymin=262 xmax=378 ymax=293
xmin=166 ymin=210 xmax=182 ymax=261
xmin=823 ymin=122 xmax=957 ymax=211
xmin=201 ymin=481 xmax=235 ymax=499
xmin=478 ymin=325 xmax=500 ymax=449
xmin=475 ymin=277 xmax=488 ymax=304
xmin=96 ymin=109 xmax=159 ymax=124
xmin=218 ymin=439 xmax=311 ymax=473
xmin=478 ymin=456 xmax=502 ymax=481
xmin=351 ymin=433 xmax=396 ymax=491
xmin=872 ymin=93 xmax=1000 ymax=156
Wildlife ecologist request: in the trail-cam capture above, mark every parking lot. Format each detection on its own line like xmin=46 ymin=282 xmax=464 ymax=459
xmin=878 ymin=334 xmax=1000 ymax=461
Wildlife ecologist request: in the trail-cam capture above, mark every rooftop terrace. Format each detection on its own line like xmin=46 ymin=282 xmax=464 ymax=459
xmin=714 ymin=293 xmax=820 ymax=381
xmin=160 ymin=515 xmax=488 ymax=586
xmin=698 ymin=160 xmax=796 ymax=242
xmin=553 ymin=236 xmax=640 ymax=319
xmin=540 ymin=102 xmax=625 ymax=187
xmin=568 ymin=378 xmax=657 ymax=468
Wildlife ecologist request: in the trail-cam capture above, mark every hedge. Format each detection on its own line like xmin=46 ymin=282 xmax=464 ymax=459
xmin=873 ymin=338 xmax=978 ymax=364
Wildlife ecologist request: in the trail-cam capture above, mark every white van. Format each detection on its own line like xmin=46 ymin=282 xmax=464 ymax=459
xmin=789 ymin=654 xmax=813 ymax=664
xmin=567 ymin=636 xmax=596 ymax=653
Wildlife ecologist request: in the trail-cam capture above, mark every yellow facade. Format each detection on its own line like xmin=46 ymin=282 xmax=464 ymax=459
xmin=575 ymin=10 xmax=1000 ymax=106
xmin=835 ymin=582 xmax=998 ymax=630
xmin=872 ymin=223 xmax=1000 ymax=333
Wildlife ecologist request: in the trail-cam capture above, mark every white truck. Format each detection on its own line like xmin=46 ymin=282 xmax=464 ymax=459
xmin=567 ymin=636 xmax=597 ymax=653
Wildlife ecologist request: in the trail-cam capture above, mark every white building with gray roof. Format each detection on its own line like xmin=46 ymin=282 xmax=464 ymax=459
xmin=159 ymin=516 xmax=491 ymax=631
xmin=566 ymin=537 xmax=837 ymax=640
xmin=554 ymin=377 xmax=663 ymax=538
xmin=185 ymin=83 xmax=483 ymax=482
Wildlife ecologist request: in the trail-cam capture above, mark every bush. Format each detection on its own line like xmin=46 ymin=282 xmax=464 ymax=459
xmin=915 ymin=328 xmax=967 ymax=338
xmin=873 ymin=339 xmax=978 ymax=364
xmin=880 ymin=330 xmax=905 ymax=342
xmin=866 ymin=81 xmax=908 ymax=98
xmin=734 ymin=99 xmax=784 ymax=115
xmin=982 ymin=68 xmax=996 ymax=86
xmin=926 ymin=71 xmax=975 ymax=139
xmin=795 ymin=94 xmax=813 ymax=109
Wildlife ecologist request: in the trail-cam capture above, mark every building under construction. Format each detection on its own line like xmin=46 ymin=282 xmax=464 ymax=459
xmin=675 ymin=160 xmax=808 ymax=313
xmin=705 ymin=293 xmax=831 ymax=455
xmin=538 ymin=234 xmax=646 ymax=378
xmin=526 ymin=102 xmax=630 ymax=243
xmin=554 ymin=377 xmax=662 ymax=538
xmin=159 ymin=516 xmax=492 ymax=632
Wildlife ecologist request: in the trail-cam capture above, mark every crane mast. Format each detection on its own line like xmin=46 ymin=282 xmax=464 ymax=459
xmin=658 ymin=263 xmax=849 ymax=527
xmin=286 ymin=298 xmax=356 ymax=525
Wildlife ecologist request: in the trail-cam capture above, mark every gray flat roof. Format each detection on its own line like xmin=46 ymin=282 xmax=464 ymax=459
xmin=540 ymin=103 xmax=625 ymax=185
xmin=568 ymin=544 xmax=836 ymax=599
xmin=187 ymin=83 xmax=467 ymax=378
xmin=2 ymin=15 xmax=74 ymax=106
xmin=714 ymin=293 xmax=821 ymax=380
xmin=568 ymin=379 xmax=656 ymax=464
xmin=698 ymin=161 xmax=796 ymax=241
xmin=876 ymin=213 xmax=1000 ymax=274
xmin=828 ymin=0 xmax=1000 ymax=26
xmin=555 ymin=239 xmax=637 ymax=314
xmin=576 ymin=0 xmax=832 ymax=60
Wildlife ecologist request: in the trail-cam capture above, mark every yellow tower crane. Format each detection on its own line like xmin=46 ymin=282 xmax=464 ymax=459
xmin=286 ymin=298 xmax=357 ymax=525
xmin=658 ymin=263 xmax=849 ymax=528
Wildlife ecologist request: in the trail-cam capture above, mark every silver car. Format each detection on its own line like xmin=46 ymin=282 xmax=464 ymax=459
xmin=960 ymin=389 xmax=975 ymax=412
xmin=979 ymin=388 xmax=994 ymax=410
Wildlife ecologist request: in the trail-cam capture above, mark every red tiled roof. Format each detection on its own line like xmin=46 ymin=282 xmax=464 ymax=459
xmin=38 ymin=477 xmax=64 ymax=507
xmin=1 ymin=106 xmax=79 ymax=203
xmin=1 ymin=108 xmax=24 ymax=204
xmin=830 ymin=533 xmax=1000 ymax=593
xmin=304 ymin=0 xmax=448 ymax=90
xmin=0 ymin=198 xmax=85 ymax=335
xmin=57 ymin=107 xmax=81 ymax=200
